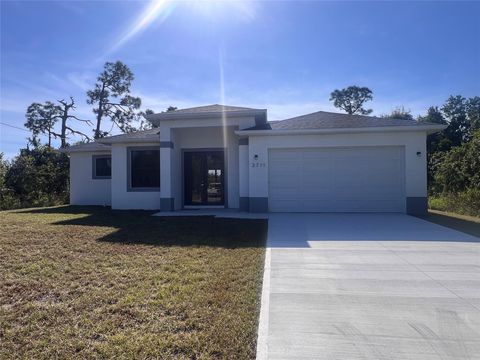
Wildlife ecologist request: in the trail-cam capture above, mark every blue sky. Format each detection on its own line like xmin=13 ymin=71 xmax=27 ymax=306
xmin=1 ymin=0 xmax=479 ymax=159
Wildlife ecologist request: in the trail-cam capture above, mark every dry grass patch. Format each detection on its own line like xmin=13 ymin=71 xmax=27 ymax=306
xmin=0 ymin=206 xmax=267 ymax=359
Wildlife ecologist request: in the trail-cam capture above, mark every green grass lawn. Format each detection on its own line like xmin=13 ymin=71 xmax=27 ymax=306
xmin=0 ymin=206 xmax=267 ymax=359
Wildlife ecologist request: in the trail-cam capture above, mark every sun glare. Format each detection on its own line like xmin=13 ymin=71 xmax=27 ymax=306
xmin=109 ymin=0 xmax=174 ymax=55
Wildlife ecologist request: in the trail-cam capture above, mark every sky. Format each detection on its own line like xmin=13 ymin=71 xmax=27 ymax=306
xmin=1 ymin=0 xmax=479 ymax=159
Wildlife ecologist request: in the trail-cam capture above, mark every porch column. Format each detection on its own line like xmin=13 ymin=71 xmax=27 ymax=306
xmin=238 ymin=137 xmax=249 ymax=211
xmin=160 ymin=127 xmax=174 ymax=211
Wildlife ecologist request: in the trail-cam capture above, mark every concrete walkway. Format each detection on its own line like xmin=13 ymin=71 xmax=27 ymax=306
xmin=258 ymin=213 xmax=480 ymax=360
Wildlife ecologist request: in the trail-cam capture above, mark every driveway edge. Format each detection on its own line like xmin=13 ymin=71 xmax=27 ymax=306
xmin=256 ymin=247 xmax=271 ymax=360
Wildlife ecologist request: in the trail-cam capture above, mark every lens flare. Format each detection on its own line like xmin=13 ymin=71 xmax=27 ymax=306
xmin=108 ymin=0 xmax=173 ymax=55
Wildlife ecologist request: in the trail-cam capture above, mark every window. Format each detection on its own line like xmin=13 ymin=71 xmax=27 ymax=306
xmin=92 ymin=155 xmax=111 ymax=179
xmin=128 ymin=148 xmax=160 ymax=190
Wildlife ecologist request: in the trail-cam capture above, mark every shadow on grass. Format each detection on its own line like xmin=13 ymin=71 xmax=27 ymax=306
xmin=18 ymin=206 xmax=267 ymax=248
xmin=419 ymin=211 xmax=480 ymax=239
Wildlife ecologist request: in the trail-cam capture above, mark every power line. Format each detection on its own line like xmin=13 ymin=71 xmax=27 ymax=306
xmin=0 ymin=122 xmax=30 ymax=132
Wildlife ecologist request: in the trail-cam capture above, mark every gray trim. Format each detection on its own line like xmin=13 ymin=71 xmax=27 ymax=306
xmin=181 ymin=148 xmax=228 ymax=208
xmin=92 ymin=155 xmax=111 ymax=179
xmin=127 ymin=146 xmax=161 ymax=192
xmin=239 ymin=138 xmax=249 ymax=145
xmin=239 ymin=197 xmax=250 ymax=211
xmin=406 ymin=197 xmax=427 ymax=216
xmin=160 ymin=198 xmax=174 ymax=211
xmin=160 ymin=141 xmax=174 ymax=149
xmin=249 ymin=197 xmax=268 ymax=213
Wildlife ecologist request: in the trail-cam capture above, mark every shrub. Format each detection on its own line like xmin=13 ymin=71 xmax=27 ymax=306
xmin=2 ymin=146 xmax=69 ymax=210
xmin=429 ymin=188 xmax=480 ymax=217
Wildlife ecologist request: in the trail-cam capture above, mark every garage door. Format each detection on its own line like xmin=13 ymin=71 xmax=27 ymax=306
xmin=268 ymin=147 xmax=405 ymax=212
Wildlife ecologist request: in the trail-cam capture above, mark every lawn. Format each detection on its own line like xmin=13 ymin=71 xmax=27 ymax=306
xmin=0 ymin=206 xmax=267 ymax=359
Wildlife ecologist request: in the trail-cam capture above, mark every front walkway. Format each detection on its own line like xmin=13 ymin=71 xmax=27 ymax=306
xmin=258 ymin=213 xmax=480 ymax=360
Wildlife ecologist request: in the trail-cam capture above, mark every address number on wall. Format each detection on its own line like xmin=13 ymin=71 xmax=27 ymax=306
xmin=251 ymin=163 xmax=266 ymax=168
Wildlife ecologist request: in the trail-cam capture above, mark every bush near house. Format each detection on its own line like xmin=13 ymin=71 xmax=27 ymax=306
xmin=0 ymin=146 xmax=69 ymax=210
xmin=428 ymin=130 xmax=480 ymax=217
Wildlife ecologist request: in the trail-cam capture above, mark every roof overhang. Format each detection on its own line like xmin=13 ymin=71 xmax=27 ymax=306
xmin=59 ymin=143 xmax=111 ymax=153
xmin=235 ymin=124 xmax=447 ymax=137
xmin=96 ymin=137 xmax=160 ymax=145
xmin=146 ymin=109 xmax=267 ymax=126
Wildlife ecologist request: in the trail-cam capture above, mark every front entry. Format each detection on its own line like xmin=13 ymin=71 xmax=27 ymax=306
xmin=184 ymin=151 xmax=225 ymax=206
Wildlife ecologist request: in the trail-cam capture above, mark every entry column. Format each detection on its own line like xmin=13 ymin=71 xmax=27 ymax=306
xmin=160 ymin=127 xmax=174 ymax=211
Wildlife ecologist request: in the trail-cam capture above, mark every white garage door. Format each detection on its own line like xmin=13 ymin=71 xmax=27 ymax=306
xmin=268 ymin=146 xmax=405 ymax=212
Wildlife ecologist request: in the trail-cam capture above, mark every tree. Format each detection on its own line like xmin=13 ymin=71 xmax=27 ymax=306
xmin=4 ymin=145 xmax=69 ymax=207
xmin=441 ymin=95 xmax=470 ymax=147
xmin=467 ymin=96 xmax=480 ymax=131
xmin=385 ymin=106 xmax=414 ymax=120
xmin=418 ymin=106 xmax=447 ymax=125
xmin=87 ymin=61 xmax=142 ymax=138
xmin=433 ymin=130 xmax=480 ymax=193
xmin=0 ymin=153 xmax=8 ymax=190
xmin=138 ymin=109 xmax=155 ymax=131
xmin=25 ymin=102 xmax=61 ymax=147
xmin=57 ymin=97 xmax=91 ymax=148
xmin=330 ymin=86 xmax=373 ymax=115
xmin=418 ymin=107 xmax=450 ymax=154
xmin=166 ymin=106 xmax=177 ymax=112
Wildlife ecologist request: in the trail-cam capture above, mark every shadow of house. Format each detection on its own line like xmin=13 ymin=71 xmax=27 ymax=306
xmin=18 ymin=206 xmax=267 ymax=249
xmin=419 ymin=212 xmax=480 ymax=239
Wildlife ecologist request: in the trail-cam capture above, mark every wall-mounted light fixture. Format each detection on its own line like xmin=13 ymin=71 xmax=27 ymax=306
xmin=416 ymin=151 xmax=422 ymax=157
xmin=253 ymin=154 xmax=259 ymax=161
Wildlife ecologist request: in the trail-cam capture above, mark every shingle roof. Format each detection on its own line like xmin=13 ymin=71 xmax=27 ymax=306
xmin=60 ymin=142 xmax=111 ymax=153
xmin=97 ymin=128 xmax=160 ymax=144
xmin=269 ymin=111 xmax=428 ymax=130
xmin=170 ymin=104 xmax=263 ymax=114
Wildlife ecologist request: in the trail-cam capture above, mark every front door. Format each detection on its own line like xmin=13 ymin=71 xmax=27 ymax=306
xmin=184 ymin=151 xmax=225 ymax=206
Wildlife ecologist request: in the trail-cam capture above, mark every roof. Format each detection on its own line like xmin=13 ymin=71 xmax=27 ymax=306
xmin=169 ymin=104 xmax=262 ymax=114
xmin=60 ymin=142 xmax=111 ymax=153
xmin=146 ymin=104 xmax=267 ymax=124
xmin=269 ymin=111 xmax=433 ymax=130
xmin=96 ymin=128 xmax=160 ymax=144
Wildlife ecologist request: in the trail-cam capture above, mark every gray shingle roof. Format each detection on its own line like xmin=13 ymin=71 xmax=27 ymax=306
xmin=170 ymin=104 xmax=264 ymax=114
xmin=97 ymin=128 xmax=160 ymax=144
xmin=60 ymin=142 xmax=111 ymax=153
xmin=269 ymin=111 xmax=428 ymax=130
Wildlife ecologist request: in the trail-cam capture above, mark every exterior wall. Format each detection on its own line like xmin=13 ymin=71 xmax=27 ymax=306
xmin=111 ymin=142 xmax=161 ymax=210
xmin=247 ymin=131 xmax=427 ymax=213
xmin=70 ymin=152 xmax=111 ymax=206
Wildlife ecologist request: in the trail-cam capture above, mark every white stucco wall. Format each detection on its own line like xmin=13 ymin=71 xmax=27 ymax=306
xmin=70 ymin=152 xmax=111 ymax=206
xmin=111 ymin=142 xmax=161 ymax=210
xmin=247 ymin=130 xmax=427 ymax=199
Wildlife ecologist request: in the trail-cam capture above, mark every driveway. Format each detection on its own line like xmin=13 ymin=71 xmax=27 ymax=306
xmin=257 ymin=213 xmax=480 ymax=360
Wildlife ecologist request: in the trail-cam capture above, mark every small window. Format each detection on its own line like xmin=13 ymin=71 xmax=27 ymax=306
xmin=93 ymin=156 xmax=111 ymax=179
xmin=129 ymin=148 xmax=160 ymax=190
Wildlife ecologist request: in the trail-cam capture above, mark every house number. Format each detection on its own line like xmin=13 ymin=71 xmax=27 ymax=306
xmin=251 ymin=163 xmax=266 ymax=168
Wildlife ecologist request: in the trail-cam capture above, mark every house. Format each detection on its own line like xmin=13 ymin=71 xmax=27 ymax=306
xmin=64 ymin=104 xmax=445 ymax=215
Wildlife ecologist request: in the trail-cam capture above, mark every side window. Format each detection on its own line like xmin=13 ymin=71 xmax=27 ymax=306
xmin=128 ymin=148 xmax=160 ymax=190
xmin=93 ymin=156 xmax=111 ymax=179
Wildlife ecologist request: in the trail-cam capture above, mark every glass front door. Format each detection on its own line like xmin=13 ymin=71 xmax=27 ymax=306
xmin=184 ymin=151 xmax=225 ymax=206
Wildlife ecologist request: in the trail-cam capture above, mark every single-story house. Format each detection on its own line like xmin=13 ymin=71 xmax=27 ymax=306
xmin=63 ymin=104 xmax=445 ymax=215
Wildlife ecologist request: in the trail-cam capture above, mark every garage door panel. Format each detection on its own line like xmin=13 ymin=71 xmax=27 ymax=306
xmin=268 ymin=147 xmax=405 ymax=213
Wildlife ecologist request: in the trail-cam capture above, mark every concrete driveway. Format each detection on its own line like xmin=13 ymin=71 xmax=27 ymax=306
xmin=257 ymin=213 xmax=480 ymax=360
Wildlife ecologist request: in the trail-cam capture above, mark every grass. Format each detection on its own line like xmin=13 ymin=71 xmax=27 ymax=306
xmin=0 ymin=206 xmax=267 ymax=359
xmin=422 ymin=209 xmax=480 ymax=238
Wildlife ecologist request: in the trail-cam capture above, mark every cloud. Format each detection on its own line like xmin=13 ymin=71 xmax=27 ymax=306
xmin=67 ymin=71 xmax=96 ymax=92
